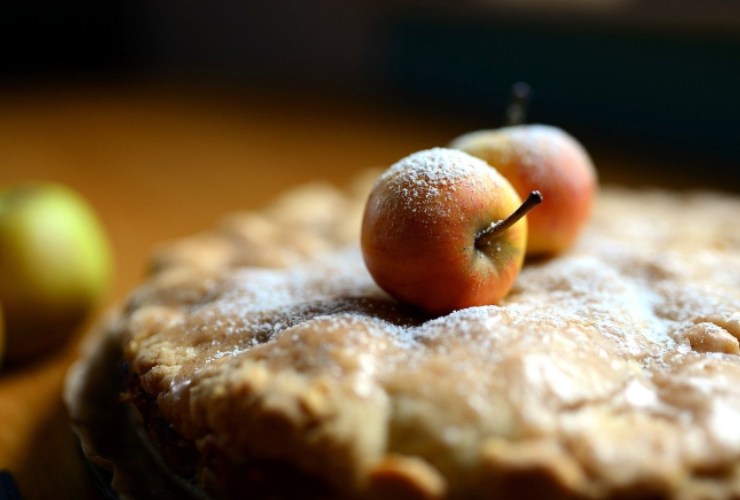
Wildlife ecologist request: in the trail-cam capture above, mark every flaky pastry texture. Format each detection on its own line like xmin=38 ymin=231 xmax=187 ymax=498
xmin=119 ymin=175 xmax=740 ymax=499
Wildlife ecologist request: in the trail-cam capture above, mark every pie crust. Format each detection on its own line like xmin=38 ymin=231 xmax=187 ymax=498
xmin=66 ymin=173 xmax=740 ymax=499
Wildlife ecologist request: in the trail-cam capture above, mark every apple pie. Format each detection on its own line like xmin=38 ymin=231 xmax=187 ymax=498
xmin=66 ymin=173 xmax=740 ymax=499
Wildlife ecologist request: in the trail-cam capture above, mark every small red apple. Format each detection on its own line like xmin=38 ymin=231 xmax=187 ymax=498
xmin=451 ymin=85 xmax=597 ymax=256
xmin=361 ymin=148 xmax=541 ymax=315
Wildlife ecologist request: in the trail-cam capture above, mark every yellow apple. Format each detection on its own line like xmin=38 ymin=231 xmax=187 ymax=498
xmin=361 ymin=148 xmax=540 ymax=315
xmin=0 ymin=183 xmax=113 ymax=362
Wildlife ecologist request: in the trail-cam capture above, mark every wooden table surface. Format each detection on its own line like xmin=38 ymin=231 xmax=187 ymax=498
xmin=0 ymin=83 xmax=731 ymax=499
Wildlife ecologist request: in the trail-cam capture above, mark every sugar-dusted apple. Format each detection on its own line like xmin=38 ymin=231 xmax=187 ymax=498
xmin=361 ymin=148 xmax=541 ymax=315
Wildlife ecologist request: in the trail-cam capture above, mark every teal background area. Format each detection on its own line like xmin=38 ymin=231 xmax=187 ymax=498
xmin=385 ymin=13 xmax=740 ymax=167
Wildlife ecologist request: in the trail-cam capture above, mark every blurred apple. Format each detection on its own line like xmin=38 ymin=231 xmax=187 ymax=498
xmin=451 ymin=125 xmax=596 ymax=256
xmin=0 ymin=183 xmax=113 ymax=362
xmin=451 ymin=83 xmax=597 ymax=256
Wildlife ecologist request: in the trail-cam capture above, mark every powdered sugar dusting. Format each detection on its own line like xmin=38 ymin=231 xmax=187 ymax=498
xmin=451 ymin=125 xmax=589 ymax=188
xmin=377 ymin=147 xmax=496 ymax=217
xmin=121 ymin=179 xmax=740 ymax=498
xmin=380 ymin=147 xmax=491 ymax=187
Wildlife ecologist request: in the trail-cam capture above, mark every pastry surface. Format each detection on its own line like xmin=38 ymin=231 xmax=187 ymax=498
xmin=117 ymin=176 xmax=740 ymax=499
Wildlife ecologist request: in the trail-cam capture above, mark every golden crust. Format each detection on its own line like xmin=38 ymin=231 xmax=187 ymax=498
xmin=117 ymin=176 xmax=740 ymax=499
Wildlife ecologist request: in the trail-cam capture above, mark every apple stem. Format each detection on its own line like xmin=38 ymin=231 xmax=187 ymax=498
xmin=506 ymin=82 xmax=531 ymax=126
xmin=476 ymin=191 xmax=543 ymax=249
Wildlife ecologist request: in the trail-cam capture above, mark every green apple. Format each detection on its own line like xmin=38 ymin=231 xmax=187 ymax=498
xmin=0 ymin=183 xmax=113 ymax=362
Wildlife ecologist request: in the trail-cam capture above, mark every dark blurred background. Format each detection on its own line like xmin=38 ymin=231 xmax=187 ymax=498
xmin=2 ymin=0 xmax=739 ymax=187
